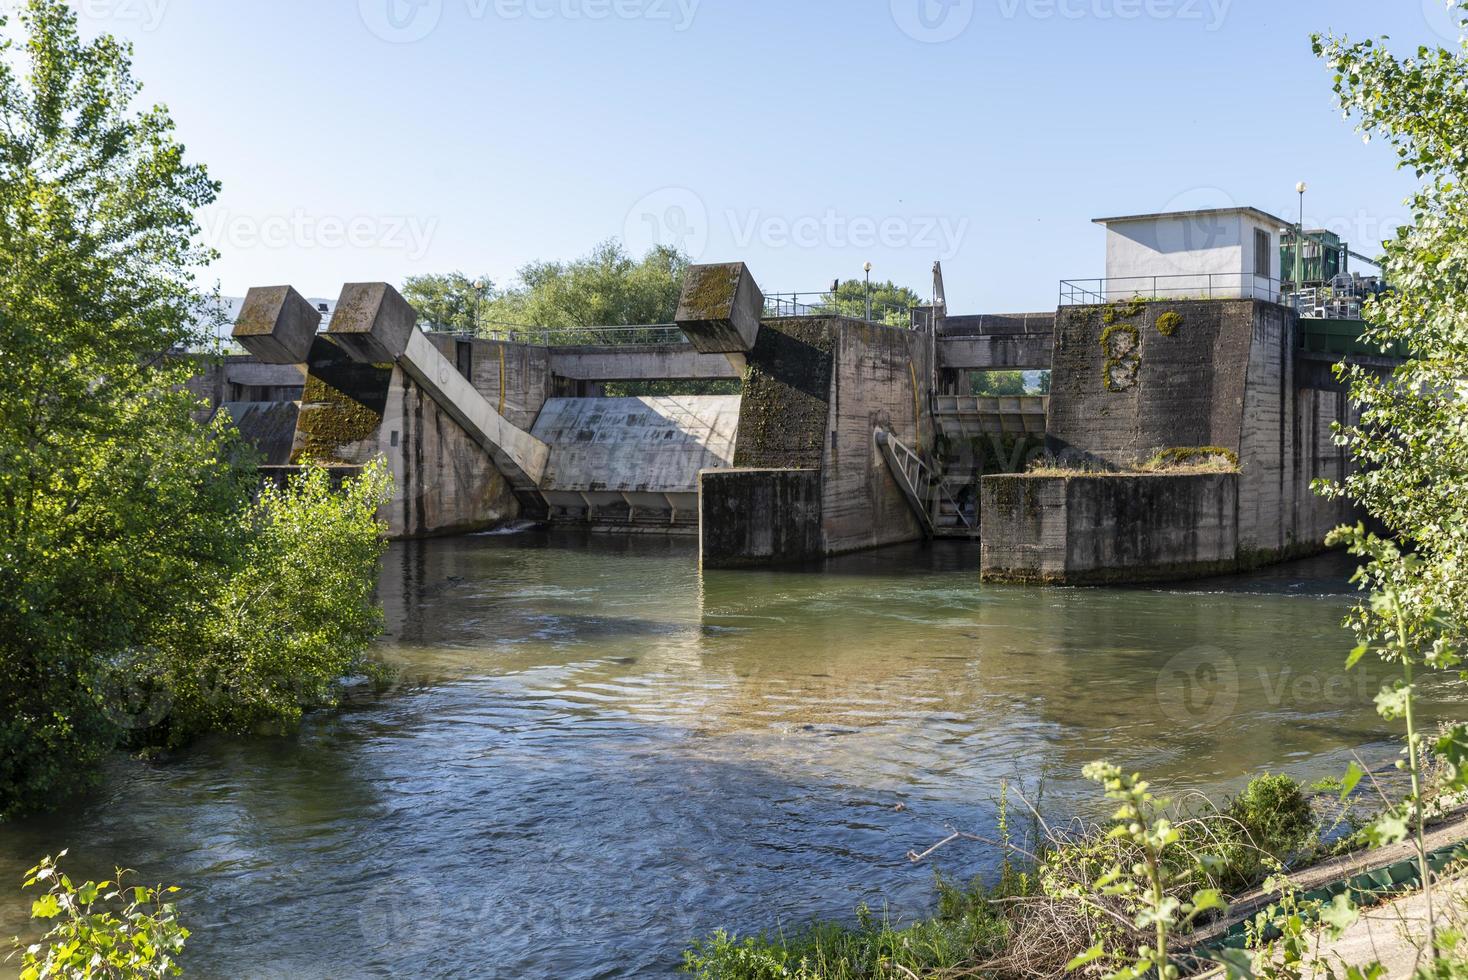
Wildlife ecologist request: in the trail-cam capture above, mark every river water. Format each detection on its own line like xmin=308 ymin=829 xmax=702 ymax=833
xmin=1 ymin=532 xmax=1458 ymax=978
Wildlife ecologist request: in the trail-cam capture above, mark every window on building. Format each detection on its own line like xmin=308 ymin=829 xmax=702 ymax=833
xmin=1255 ymin=228 xmax=1272 ymax=279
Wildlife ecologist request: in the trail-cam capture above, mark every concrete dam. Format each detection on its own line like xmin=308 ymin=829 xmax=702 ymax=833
xmin=197 ymin=206 xmax=1399 ymax=582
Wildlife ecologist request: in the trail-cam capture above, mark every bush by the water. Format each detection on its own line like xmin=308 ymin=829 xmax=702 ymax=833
xmin=0 ymin=0 xmax=393 ymax=820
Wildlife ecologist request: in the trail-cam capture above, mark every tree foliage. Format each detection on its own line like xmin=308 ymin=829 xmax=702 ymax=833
xmin=486 ymin=240 xmax=690 ymax=336
xmin=401 ymin=272 xmax=495 ymax=333
xmin=1311 ymin=6 xmax=1468 ymax=960
xmin=0 ymin=1 xmax=392 ymax=819
xmin=827 ymin=278 xmax=922 ymax=327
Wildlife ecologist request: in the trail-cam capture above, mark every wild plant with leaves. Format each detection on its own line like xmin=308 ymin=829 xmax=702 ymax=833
xmin=7 ymin=851 xmax=187 ymax=980
xmin=1311 ymin=1 xmax=1468 ymax=959
xmin=1063 ymin=764 xmax=1227 ymax=980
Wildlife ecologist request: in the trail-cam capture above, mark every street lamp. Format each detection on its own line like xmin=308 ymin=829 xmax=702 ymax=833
xmin=473 ymin=277 xmax=488 ymax=335
xmin=1294 ymin=182 xmax=1307 ymax=296
xmin=863 ymin=261 xmax=873 ymax=321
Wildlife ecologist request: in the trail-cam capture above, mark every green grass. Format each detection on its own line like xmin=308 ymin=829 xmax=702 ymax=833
xmin=681 ymin=877 xmax=1011 ymax=979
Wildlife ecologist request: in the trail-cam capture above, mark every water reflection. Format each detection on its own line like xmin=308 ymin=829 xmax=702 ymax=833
xmin=0 ymin=532 xmax=1452 ymax=979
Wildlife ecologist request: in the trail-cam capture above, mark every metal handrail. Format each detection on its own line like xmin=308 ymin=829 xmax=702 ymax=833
xmin=763 ymin=291 xmax=921 ymax=325
xmin=1058 ymin=273 xmax=1284 ymax=306
xmin=469 ymin=324 xmax=687 ymax=347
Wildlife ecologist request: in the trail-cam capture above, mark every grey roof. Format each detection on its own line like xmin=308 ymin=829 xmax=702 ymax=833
xmin=1093 ymin=207 xmax=1292 ymax=229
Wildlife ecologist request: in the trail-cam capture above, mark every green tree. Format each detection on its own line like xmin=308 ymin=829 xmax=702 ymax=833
xmin=401 ymin=272 xmax=495 ymax=333
xmin=0 ymin=1 xmax=393 ymax=819
xmin=1312 ymin=3 xmax=1468 ymax=957
xmin=827 ymin=278 xmax=923 ymax=327
xmin=486 ymin=240 xmax=689 ymax=339
xmin=0 ymin=0 xmax=243 ymax=817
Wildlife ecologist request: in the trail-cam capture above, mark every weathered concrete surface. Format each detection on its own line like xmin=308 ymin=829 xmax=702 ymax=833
xmin=821 ymin=319 xmax=930 ymax=555
xmin=423 ymin=334 xmax=559 ymax=431
xmin=531 ymin=395 xmax=740 ymax=526
xmin=1046 ymin=300 xmax=1255 ymax=470
xmin=288 ymin=336 xmax=521 ymax=538
xmin=217 ymin=401 xmax=299 ymax=466
xmin=937 ymin=313 xmax=1055 ymax=370
xmin=715 ymin=315 xmax=931 ymax=562
xmin=326 ymin=283 xmax=550 ymax=495
xmin=699 ymin=469 xmax=823 ymax=568
xmin=979 ymin=473 xmax=1239 ymax=584
xmin=676 ymin=263 xmax=764 ymax=355
xmin=232 ymin=286 xmax=321 ymax=364
xmin=735 ymin=318 xmax=835 ymax=470
xmin=547 ymin=344 xmax=742 ymax=382
xmin=376 ymin=368 xmax=521 ymax=539
xmin=290 ymin=337 xmax=394 ymax=466
xmin=325 ymin=282 xmax=419 ymax=364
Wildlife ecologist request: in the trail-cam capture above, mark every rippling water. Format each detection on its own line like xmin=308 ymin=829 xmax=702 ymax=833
xmin=1 ymin=532 xmax=1457 ymax=978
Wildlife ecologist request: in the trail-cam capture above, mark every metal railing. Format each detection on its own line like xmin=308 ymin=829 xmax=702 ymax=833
xmin=763 ymin=291 xmax=921 ymax=325
xmin=466 ymin=323 xmax=687 ymax=347
xmin=1059 ymin=273 xmax=1284 ymax=306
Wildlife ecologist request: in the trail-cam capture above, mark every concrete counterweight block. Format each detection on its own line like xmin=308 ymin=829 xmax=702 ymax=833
xmin=232 ymin=286 xmax=322 ymax=364
xmin=327 ymin=282 xmax=419 ymax=364
xmin=675 ymin=262 xmax=764 ymax=355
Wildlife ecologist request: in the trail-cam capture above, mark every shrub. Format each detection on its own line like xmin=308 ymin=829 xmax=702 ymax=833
xmin=7 ymin=851 xmax=187 ymax=979
xmin=1227 ymin=772 xmax=1317 ymax=863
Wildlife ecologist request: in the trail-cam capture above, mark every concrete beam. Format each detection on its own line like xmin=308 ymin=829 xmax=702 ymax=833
xmin=936 ymin=313 xmax=1056 ymax=371
xmin=547 ymin=344 xmax=743 ymax=382
xmin=326 ymin=282 xmax=550 ymax=494
xmin=233 ymin=286 xmax=321 ymax=363
xmin=676 ymin=263 xmax=764 ymax=355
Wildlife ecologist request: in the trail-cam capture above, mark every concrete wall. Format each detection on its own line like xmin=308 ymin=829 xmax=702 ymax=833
xmin=700 ymin=469 xmax=823 ymax=568
xmin=1047 ymin=299 xmax=1255 ymax=469
xmin=293 ymin=337 xmax=519 ymax=539
xmin=980 ymin=473 xmax=1239 ymax=584
xmin=821 ymin=319 xmax=930 ymax=554
xmin=547 ymin=345 xmax=741 ymax=382
xmin=375 ymin=368 xmax=520 ymax=539
xmin=937 ymin=313 xmax=1055 ymax=371
xmin=423 ymin=334 xmax=558 ymax=431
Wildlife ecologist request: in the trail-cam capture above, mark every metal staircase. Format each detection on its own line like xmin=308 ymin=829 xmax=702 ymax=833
xmin=875 ymin=429 xmax=979 ymax=540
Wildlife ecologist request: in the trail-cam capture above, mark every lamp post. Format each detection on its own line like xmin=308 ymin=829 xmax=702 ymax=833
xmin=1295 ymin=182 xmax=1307 ymax=298
xmin=863 ymin=261 xmax=873 ymax=321
xmin=474 ymin=277 xmax=487 ymax=335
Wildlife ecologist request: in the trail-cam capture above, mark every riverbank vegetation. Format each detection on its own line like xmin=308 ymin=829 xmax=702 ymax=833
xmin=0 ymin=0 xmax=392 ymax=821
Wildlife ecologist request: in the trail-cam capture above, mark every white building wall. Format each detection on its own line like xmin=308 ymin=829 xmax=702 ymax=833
xmin=1100 ymin=212 xmax=1282 ymax=301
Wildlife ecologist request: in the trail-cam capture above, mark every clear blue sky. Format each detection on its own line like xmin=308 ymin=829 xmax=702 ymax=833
xmin=68 ymin=0 xmax=1456 ymax=314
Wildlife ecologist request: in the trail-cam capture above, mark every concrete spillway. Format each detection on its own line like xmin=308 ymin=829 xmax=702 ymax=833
xmin=531 ymin=395 xmax=741 ymax=527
